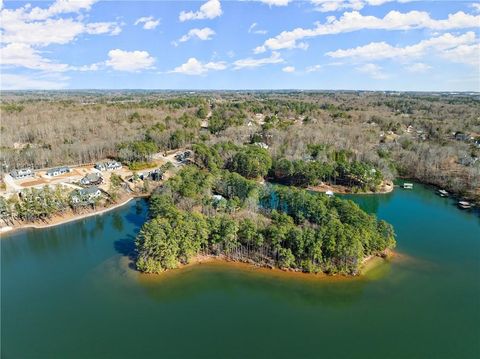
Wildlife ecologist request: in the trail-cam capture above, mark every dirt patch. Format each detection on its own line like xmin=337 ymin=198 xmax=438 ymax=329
xmin=21 ymin=179 xmax=48 ymax=187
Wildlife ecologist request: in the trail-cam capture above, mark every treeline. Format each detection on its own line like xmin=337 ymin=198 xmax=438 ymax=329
xmin=192 ymin=142 xmax=383 ymax=191
xmin=270 ymin=158 xmax=383 ymax=190
xmin=0 ymin=186 xmax=105 ymax=225
xmin=2 ymin=92 xmax=478 ymax=201
xmin=135 ymin=166 xmax=395 ymax=275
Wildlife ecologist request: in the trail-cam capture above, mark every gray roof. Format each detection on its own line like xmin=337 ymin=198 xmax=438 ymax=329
xmin=47 ymin=166 xmax=70 ymax=173
xmin=83 ymin=173 xmax=101 ymax=181
xmin=78 ymin=187 xmax=101 ymax=195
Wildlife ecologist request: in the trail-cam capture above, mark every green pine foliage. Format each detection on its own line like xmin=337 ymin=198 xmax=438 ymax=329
xmin=135 ymin=165 xmax=395 ymax=275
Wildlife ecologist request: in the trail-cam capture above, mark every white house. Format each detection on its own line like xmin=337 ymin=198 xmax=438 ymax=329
xmin=10 ymin=168 xmax=34 ymax=180
xmin=46 ymin=166 xmax=70 ymax=177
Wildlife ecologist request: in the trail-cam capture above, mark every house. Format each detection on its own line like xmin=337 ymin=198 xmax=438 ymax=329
xmin=10 ymin=168 xmax=34 ymax=180
xmin=454 ymin=132 xmax=471 ymax=142
xmin=95 ymin=160 xmax=122 ymax=171
xmin=254 ymin=142 xmax=269 ymax=149
xmin=71 ymin=186 xmax=102 ymax=204
xmin=458 ymin=156 xmax=479 ymax=167
xmin=80 ymin=173 xmax=103 ymax=186
xmin=46 ymin=166 xmax=70 ymax=177
xmin=174 ymin=151 xmax=192 ymax=162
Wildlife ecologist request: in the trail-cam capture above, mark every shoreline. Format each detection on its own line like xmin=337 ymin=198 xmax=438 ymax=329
xmin=308 ymin=180 xmax=394 ymax=195
xmin=139 ymin=251 xmax=395 ymax=282
xmin=0 ymin=181 xmax=394 ymax=236
xmin=0 ymin=195 xmax=143 ymax=236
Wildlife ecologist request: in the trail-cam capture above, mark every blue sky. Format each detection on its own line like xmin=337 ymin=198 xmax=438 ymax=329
xmin=1 ymin=0 xmax=479 ymax=91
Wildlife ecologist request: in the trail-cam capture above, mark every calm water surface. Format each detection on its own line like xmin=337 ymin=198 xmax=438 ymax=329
xmin=2 ymin=184 xmax=479 ymax=358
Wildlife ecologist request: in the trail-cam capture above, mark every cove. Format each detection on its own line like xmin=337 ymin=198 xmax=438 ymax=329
xmin=1 ymin=183 xmax=479 ymax=359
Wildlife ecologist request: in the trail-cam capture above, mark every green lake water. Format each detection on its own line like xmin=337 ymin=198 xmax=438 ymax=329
xmin=1 ymin=184 xmax=479 ymax=358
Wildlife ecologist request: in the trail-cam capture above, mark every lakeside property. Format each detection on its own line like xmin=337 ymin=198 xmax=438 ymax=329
xmin=0 ymin=149 xmax=194 ymax=233
xmin=2 ymin=183 xmax=479 ymax=359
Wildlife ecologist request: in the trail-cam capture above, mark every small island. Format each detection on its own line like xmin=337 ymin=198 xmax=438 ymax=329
xmin=135 ymin=144 xmax=396 ymax=276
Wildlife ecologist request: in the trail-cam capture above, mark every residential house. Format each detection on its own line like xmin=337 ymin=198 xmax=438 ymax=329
xmin=71 ymin=186 xmax=102 ymax=204
xmin=454 ymin=132 xmax=471 ymax=142
xmin=10 ymin=168 xmax=34 ymax=180
xmin=254 ymin=142 xmax=269 ymax=149
xmin=46 ymin=166 xmax=70 ymax=177
xmin=174 ymin=151 xmax=192 ymax=163
xmin=80 ymin=173 xmax=103 ymax=186
xmin=95 ymin=160 xmax=122 ymax=171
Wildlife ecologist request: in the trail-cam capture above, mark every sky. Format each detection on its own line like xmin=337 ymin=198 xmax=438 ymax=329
xmin=0 ymin=0 xmax=479 ymax=91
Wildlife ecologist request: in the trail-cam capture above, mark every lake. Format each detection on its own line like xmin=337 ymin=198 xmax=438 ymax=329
xmin=1 ymin=183 xmax=479 ymax=359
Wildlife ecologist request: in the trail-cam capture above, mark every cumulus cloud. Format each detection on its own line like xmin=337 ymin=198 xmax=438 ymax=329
xmin=259 ymin=0 xmax=291 ymax=6
xmin=356 ymin=63 xmax=388 ymax=79
xmin=254 ymin=10 xmax=480 ymax=53
xmin=179 ymin=0 xmax=222 ymax=22
xmin=233 ymin=52 xmax=284 ymax=69
xmin=0 ymin=1 xmax=121 ymax=46
xmin=170 ymin=57 xmax=227 ymax=75
xmin=106 ymin=49 xmax=155 ymax=71
xmin=282 ymin=66 xmax=295 ymax=72
xmin=1 ymin=42 xmax=70 ymax=72
xmin=326 ymin=31 xmax=479 ymax=66
xmin=0 ymin=0 xmax=122 ymax=79
xmin=134 ymin=16 xmax=160 ymax=30
xmin=178 ymin=27 xmax=215 ymax=43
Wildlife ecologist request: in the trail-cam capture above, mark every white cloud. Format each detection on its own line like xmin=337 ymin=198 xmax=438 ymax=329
xmin=249 ymin=22 xmax=268 ymax=35
xmin=178 ymin=27 xmax=215 ymax=43
xmin=306 ymin=64 xmax=323 ymax=72
xmin=326 ymin=31 xmax=479 ymax=66
xmin=1 ymin=42 xmax=70 ymax=71
xmin=233 ymin=52 xmax=284 ymax=69
xmin=106 ymin=49 xmax=155 ymax=71
xmin=134 ymin=16 xmax=160 ymax=30
xmin=86 ymin=22 xmax=122 ymax=35
xmin=259 ymin=0 xmax=291 ymax=6
xmin=0 ymin=73 xmax=68 ymax=90
xmin=24 ymin=0 xmax=98 ymax=20
xmin=179 ymin=0 xmax=222 ymax=22
xmin=405 ymin=62 xmax=431 ymax=73
xmin=471 ymin=3 xmax=480 ymax=13
xmin=0 ymin=1 xmax=121 ymax=46
xmin=282 ymin=66 xmax=295 ymax=72
xmin=170 ymin=57 xmax=227 ymax=75
xmin=311 ymin=0 xmax=408 ymax=12
xmin=254 ymin=10 xmax=480 ymax=53
xmin=356 ymin=63 xmax=388 ymax=79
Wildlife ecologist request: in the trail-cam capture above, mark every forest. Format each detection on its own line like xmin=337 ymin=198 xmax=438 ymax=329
xmin=1 ymin=90 xmax=479 ymax=201
xmin=135 ymin=165 xmax=396 ymax=275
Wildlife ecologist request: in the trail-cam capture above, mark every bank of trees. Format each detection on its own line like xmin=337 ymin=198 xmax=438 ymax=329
xmin=1 ymin=91 xmax=478 ymax=202
xmin=135 ymin=166 xmax=396 ymax=275
xmin=270 ymin=158 xmax=383 ymax=190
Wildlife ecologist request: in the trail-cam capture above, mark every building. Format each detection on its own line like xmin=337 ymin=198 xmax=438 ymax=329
xmin=71 ymin=186 xmax=102 ymax=204
xmin=174 ymin=151 xmax=192 ymax=162
xmin=10 ymin=168 xmax=34 ymax=180
xmin=80 ymin=173 xmax=103 ymax=186
xmin=95 ymin=160 xmax=122 ymax=171
xmin=454 ymin=132 xmax=471 ymax=142
xmin=46 ymin=166 xmax=70 ymax=177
